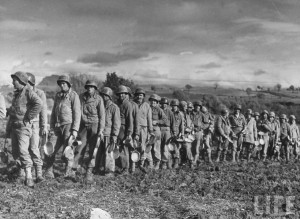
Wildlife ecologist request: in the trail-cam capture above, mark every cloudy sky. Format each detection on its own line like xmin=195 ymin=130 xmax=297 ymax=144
xmin=1 ymin=0 xmax=300 ymax=88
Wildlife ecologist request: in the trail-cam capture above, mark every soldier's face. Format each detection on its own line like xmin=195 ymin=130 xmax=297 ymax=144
xmin=12 ymin=78 xmax=24 ymax=90
xmin=86 ymin=86 xmax=95 ymax=95
xmin=58 ymin=82 xmax=69 ymax=92
xmin=270 ymin=116 xmax=274 ymax=122
xmin=263 ymin=113 xmax=268 ymax=120
xmin=194 ymin=106 xmax=200 ymax=112
xmin=150 ymin=100 xmax=158 ymax=107
xmin=172 ymin=105 xmax=178 ymax=112
xmin=136 ymin=94 xmax=144 ymax=103
xmin=103 ymin=95 xmax=110 ymax=102
xmin=118 ymin=93 xmax=127 ymax=101
xmin=161 ymin=103 xmax=168 ymax=109
xmin=234 ymin=109 xmax=240 ymax=114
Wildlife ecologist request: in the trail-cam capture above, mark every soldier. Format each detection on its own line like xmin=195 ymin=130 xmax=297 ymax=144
xmin=254 ymin=112 xmax=260 ymax=123
xmin=257 ymin=110 xmax=272 ymax=161
xmin=170 ymin=99 xmax=184 ymax=168
xmin=74 ymin=80 xmax=105 ymax=182
xmin=191 ymin=101 xmax=203 ymax=167
xmin=98 ymin=87 xmax=121 ymax=176
xmin=160 ymin=97 xmax=175 ymax=169
xmin=26 ymin=72 xmax=47 ymax=182
xmin=279 ymin=114 xmax=291 ymax=163
xmin=149 ymin=94 xmax=167 ymax=170
xmin=7 ymin=71 xmax=42 ymax=187
xmin=269 ymin=111 xmax=280 ymax=160
xmin=116 ymin=85 xmax=133 ymax=174
xmin=215 ymin=108 xmax=232 ymax=163
xmin=229 ymin=104 xmax=246 ymax=163
xmin=134 ymin=88 xmax=153 ymax=170
xmin=289 ymin=115 xmax=300 ymax=160
xmin=44 ymin=75 xmax=81 ymax=179
xmin=0 ymin=93 xmax=6 ymax=119
xmin=200 ymin=106 xmax=214 ymax=164
xmin=242 ymin=109 xmax=257 ymax=162
xmin=126 ymin=87 xmax=140 ymax=172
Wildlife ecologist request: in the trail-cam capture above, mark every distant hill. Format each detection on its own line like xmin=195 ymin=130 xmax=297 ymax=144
xmin=38 ymin=74 xmax=60 ymax=87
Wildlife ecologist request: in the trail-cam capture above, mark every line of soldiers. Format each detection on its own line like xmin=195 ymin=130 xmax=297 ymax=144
xmin=5 ymin=72 xmax=300 ymax=187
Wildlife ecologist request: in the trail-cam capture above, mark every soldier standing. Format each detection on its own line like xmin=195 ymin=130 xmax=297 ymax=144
xmin=170 ymin=99 xmax=184 ymax=168
xmin=74 ymin=80 xmax=105 ymax=182
xmin=200 ymin=106 xmax=214 ymax=164
xmin=7 ymin=71 xmax=42 ymax=187
xmin=242 ymin=109 xmax=257 ymax=162
xmin=44 ymin=75 xmax=81 ymax=179
xmin=289 ymin=115 xmax=300 ymax=160
xmin=215 ymin=108 xmax=232 ymax=163
xmin=116 ymin=85 xmax=133 ymax=174
xmin=160 ymin=97 xmax=175 ymax=169
xmin=0 ymin=93 xmax=6 ymax=119
xmin=257 ymin=110 xmax=272 ymax=161
xmin=191 ymin=101 xmax=203 ymax=167
xmin=134 ymin=88 xmax=153 ymax=170
xmin=269 ymin=111 xmax=280 ymax=160
xmin=98 ymin=87 xmax=121 ymax=176
xmin=279 ymin=114 xmax=291 ymax=163
xmin=149 ymin=94 xmax=167 ymax=170
xmin=26 ymin=72 xmax=47 ymax=182
xmin=229 ymin=104 xmax=246 ymax=163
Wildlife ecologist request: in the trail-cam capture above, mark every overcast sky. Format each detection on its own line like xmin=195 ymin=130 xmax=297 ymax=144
xmin=1 ymin=0 xmax=300 ymax=88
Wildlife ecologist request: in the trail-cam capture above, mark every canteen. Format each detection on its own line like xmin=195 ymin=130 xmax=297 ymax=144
xmin=259 ymin=138 xmax=265 ymax=145
xmin=63 ymin=145 xmax=74 ymax=160
xmin=131 ymin=150 xmax=140 ymax=162
xmin=254 ymin=140 xmax=259 ymax=146
xmin=167 ymin=141 xmax=176 ymax=152
xmin=113 ymin=145 xmax=120 ymax=159
xmin=44 ymin=141 xmax=55 ymax=157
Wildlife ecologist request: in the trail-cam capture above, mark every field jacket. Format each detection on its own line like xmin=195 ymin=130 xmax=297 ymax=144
xmin=191 ymin=111 xmax=202 ymax=132
xmin=257 ymin=119 xmax=273 ymax=136
xmin=215 ymin=115 xmax=232 ymax=140
xmin=80 ymin=91 xmax=105 ymax=135
xmin=136 ymin=101 xmax=153 ymax=133
xmin=130 ymin=100 xmax=140 ymax=138
xmin=229 ymin=113 xmax=246 ymax=135
xmin=118 ymin=98 xmax=133 ymax=137
xmin=151 ymin=105 xmax=168 ymax=128
xmin=244 ymin=117 xmax=257 ymax=144
xmin=279 ymin=122 xmax=291 ymax=141
xmin=162 ymin=107 xmax=176 ymax=134
xmin=50 ymin=88 xmax=81 ymax=132
xmin=103 ymin=100 xmax=121 ymax=141
xmin=172 ymin=110 xmax=184 ymax=136
xmin=32 ymin=87 xmax=47 ymax=128
xmin=290 ymin=123 xmax=300 ymax=139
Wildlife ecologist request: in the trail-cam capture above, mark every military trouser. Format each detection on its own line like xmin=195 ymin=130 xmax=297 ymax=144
xmin=217 ymin=137 xmax=230 ymax=161
xmin=261 ymin=135 xmax=270 ymax=158
xmin=160 ymin=127 xmax=171 ymax=163
xmin=268 ymin=135 xmax=276 ymax=158
xmin=280 ymin=139 xmax=290 ymax=161
xmin=192 ymin=130 xmax=202 ymax=163
xmin=116 ymin=125 xmax=130 ymax=170
xmin=173 ymin=142 xmax=182 ymax=159
xmin=98 ymin=136 xmax=115 ymax=173
xmin=44 ymin=124 xmax=72 ymax=169
xmin=152 ymin=126 xmax=161 ymax=162
xmin=11 ymin=121 xmax=33 ymax=168
xmin=73 ymin=123 xmax=98 ymax=169
xmin=139 ymin=126 xmax=150 ymax=163
xmin=242 ymin=142 xmax=254 ymax=160
xmin=29 ymin=122 xmax=43 ymax=167
xmin=232 ymin=133 xmax=243 ymax=152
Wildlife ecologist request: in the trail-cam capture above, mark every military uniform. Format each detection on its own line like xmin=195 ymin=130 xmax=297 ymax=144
xmin=0 ymin=94 xmax=6 ymax=119
xmin=172 ymin=110 xmax=184 ymax=167
xmin=215 ymin=114 xmax=232 ymax=162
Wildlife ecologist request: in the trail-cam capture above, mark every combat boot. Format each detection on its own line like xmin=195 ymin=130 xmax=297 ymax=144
xmin=161 ymin=162 xmax=167 ymax=170
xmin=236 ymin=151 xmax=240 ymax=163
xmin=25 ymin=167 xmax=34 ymax=188
xmin=193 ymin=154 xmax=199 ymax=165
xmin=154 ymin=161 xmax=160 ymax=170
xmin=215 ymin=151 xmax=221 ymax=163
xmin=131 ymin=163 xmax=136 ymax=173
xmin=148 ymin=160 xmax=154 ymax=169
xmin=35 ymin=166 xmax=44 ymax=183
xmin=222 ymin=150 xmax=228 ymax=163
xmin=167 ymin=160 xmax=172 ymax=169
xmin=174 ymin=158 xmax=179 ymax=169
xmin=231 ymin=151 xmax=236 ymax=163
xmin=207 ymin=151 xmax=213 ymax=164
xmin=64 ymin=166 xmax=76 ymax=179
xmin=85 ymin=168 xmax=94 ymax=183
xmin=16 ymin=168 xmax=26 ymax=184
xmin=43 ymin=166 xmax=54 ymax=179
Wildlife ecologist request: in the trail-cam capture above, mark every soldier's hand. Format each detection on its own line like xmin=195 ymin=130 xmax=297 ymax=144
xmin=110 ymin=137 xmax=117 ymax=144
xmin=71 ymin=130 xmax=78 ymax=139
xmin=152 ymin=120 xmax=158 ymax=126
xmin=98 ymin=132 xmax=104 ymax=140
xmin=23 ymin=118 xmax=31 ymax=126
xmin=40 ymin=127 xmax=47 ymax=136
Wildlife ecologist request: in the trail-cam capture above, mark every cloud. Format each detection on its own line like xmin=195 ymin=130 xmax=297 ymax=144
xmin=198 ymin=62 xmax=222 ymax=69
xmin=134 ymin=70 xmax=168 ymax=79
xmin=77 ymin=50 xmax=149 ymax=66
xmin=254 ymin=69 xmax=268 ymax=76
xmin=0 ymin=19 xmax=46 ymax=31
xmin=44 ymin=51 xmax=53 ymax=56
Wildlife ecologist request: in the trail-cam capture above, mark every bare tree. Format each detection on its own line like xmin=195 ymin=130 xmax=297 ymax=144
xmin=246 ymin=87 xmax=252 ymax=97
xmin=185 ymin=84 xmax=193 ymax=93
xmin=214 ymin=83 xmax=219 ymax=90
xmin=275 ymin=83 xmax=282 ymax=92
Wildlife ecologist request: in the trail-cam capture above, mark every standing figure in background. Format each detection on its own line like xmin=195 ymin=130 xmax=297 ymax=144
xmin=44 ymin=75 xmax=81 ymax=179
xmin=257 ymin=110 xmax=272 ymax=161
xmin=279 ymin=114 xmax=291 ymax=163
xmin=0 ymin=93 xmax=6 ymax=119
xmin=191 ymin=101 xmax=203 ymax=168
xmin=268 ymin=111 xmax=280 ymax=160
xmin=242 ymin=109 xmax=257 ymax=162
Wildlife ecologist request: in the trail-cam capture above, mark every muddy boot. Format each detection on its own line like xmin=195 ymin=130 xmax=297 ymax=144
xmin=174 ymin=158 xmax=179 ymax=169
xmin=193 ymin=154 xmax=199 ymax=166
xmin=131 ymin=162 xmax=136 ymax=173
xmin=16 ymin=168 xmax=26 ymax=184
xmin=25 ymin=167 xmax=34 ymax=188
xmin=161 ymin=162 xmax=167 ymax=170
xmin=43 ymin=166 xmax=54 ymax=179
xmin=247 ymin=152 xmax=251 ymax=162
xmin=36 ymin=166 xmax=44 ymax=183
xmin=215 ymin=151 xmax=221 ymax=163
xmin=236 ymin=151 xmax=240 ymax=163
xmin=207 ymin=151 xmax=213 ymax=164
xmin=85 ymin=168 xmax=94 ymax=183
xmin=154 ymin=161 xmax=160 ymax=170
xmin=64 ymin=166 xmax=75 ymax=179
xmin=148 ymin=160 xmax=154 ymax=169
xmin=139 ymin=160 xmax=147 ymax=172
xmin=222 ymin=150 xmax=228 ymax=163
xmin=231 ymin=151 xmax=236 ymax=163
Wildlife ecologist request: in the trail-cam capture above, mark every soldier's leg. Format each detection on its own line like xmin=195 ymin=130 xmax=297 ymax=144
xmin=231 ymin=139 xmax=237 ymax=163
xmin=262 ymin=135 xmax=269 ymax=161
xmin=139 ymin=126 xmax=148 ymax=167
xmin=160 ymin=128 xmax=170 ymax=169
xmin=11 ymin=127 xmax=24 ymax=182
xmin=174 ymin=142 xmax=181 ymax=168
xmin=73 ymin=126 xmax=87 ymax=170
xmin=205 ymin=133 xmax=212 ymax=163
xmin=192 ymin=131 xmax=201 ymax=165
xmin=153 ymin=127 xmax=161 ymax=169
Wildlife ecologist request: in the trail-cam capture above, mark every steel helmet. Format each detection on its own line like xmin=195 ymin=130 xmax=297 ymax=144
xmin=290 ymin=115 xmax=296 ymax=120
xmin=261 ymin=110 xmax=269 ymax=115
xmin=179 ymin=101 xmax=187 ymax=108
xmin=170 ymin=99 xmax=179 ymax=106
xmin=269 ymin=111 xmax=276 ymax=118
xmin=187 ymin=101 xmax=193 ymax=108
xmin=280 ymin=114 xmax=287 ymax=119
xmin=149 ymin=94 xmax=160 ymax=102
xmin=11 ymin=71 xmax=28 ymax=85
xmin=160 ymin=97 xmax=169 ymax=104
xmin=234 ymin=104 xmax=242 ymax=110
xmin=26 ymin=72 xmax=36 ymax=86
xmin=201 ymin=106 xmax=208 ymax=113
xmin=134 ymin=88 xmax=146 ymax=96
xmin=100 ymin=87 xmax=113 ymax=100
xmin=193 ymin=101 xmax=202 ymax=107
xmin=246 ymin=109 xmax=253 ymax=115
xmin=116 ymin=85 xmax=129 ymax=94
xmin=57 ymin=75 xmax=71 ymax=87
xmin=221 ymin=107 xmax=228 ymax=115
xmin=84 ymin=80 xmax=97 ymax=89
xmin=126 ymin=86 xmax=133 ymax=97
xmin=254 ymin=112 xmax=260 ymax=117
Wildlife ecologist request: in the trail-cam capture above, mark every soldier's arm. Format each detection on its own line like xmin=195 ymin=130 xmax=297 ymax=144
xmin=157 ymin=108 xmax=167 ymax=125
xmin=253 ymin=120 xmax=258 ymax=140
xmin=39 ymin=91 xmax=48 ymax=130
xmin=71 ymin=92 xmax=81 ymax=132
xmin=170 ymin=112 xmax=176 ymax=135
xmin=133 ymin=104 xmax=140 ymax=137
xmin=125 ymin=103 xmax=133 ymax=137
xmin=180 ymin=115 xmax=185 ymax=136
xmin=97 ymin=96 xmax=105 ymax=136
xmin=147 ymin=105 xmax=153 ymax=134
xmin=112 ymin=105 xmax=121 ymax=141
xmin=0 ymin=94 xmax=6 ymax=119
xmin=26 ymin=89 xmax=42 ymax=121
xmin=217 ymin=116 xmax=225 ymax=137
xmin=50 ymin=95 xmax=57 ymax=130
